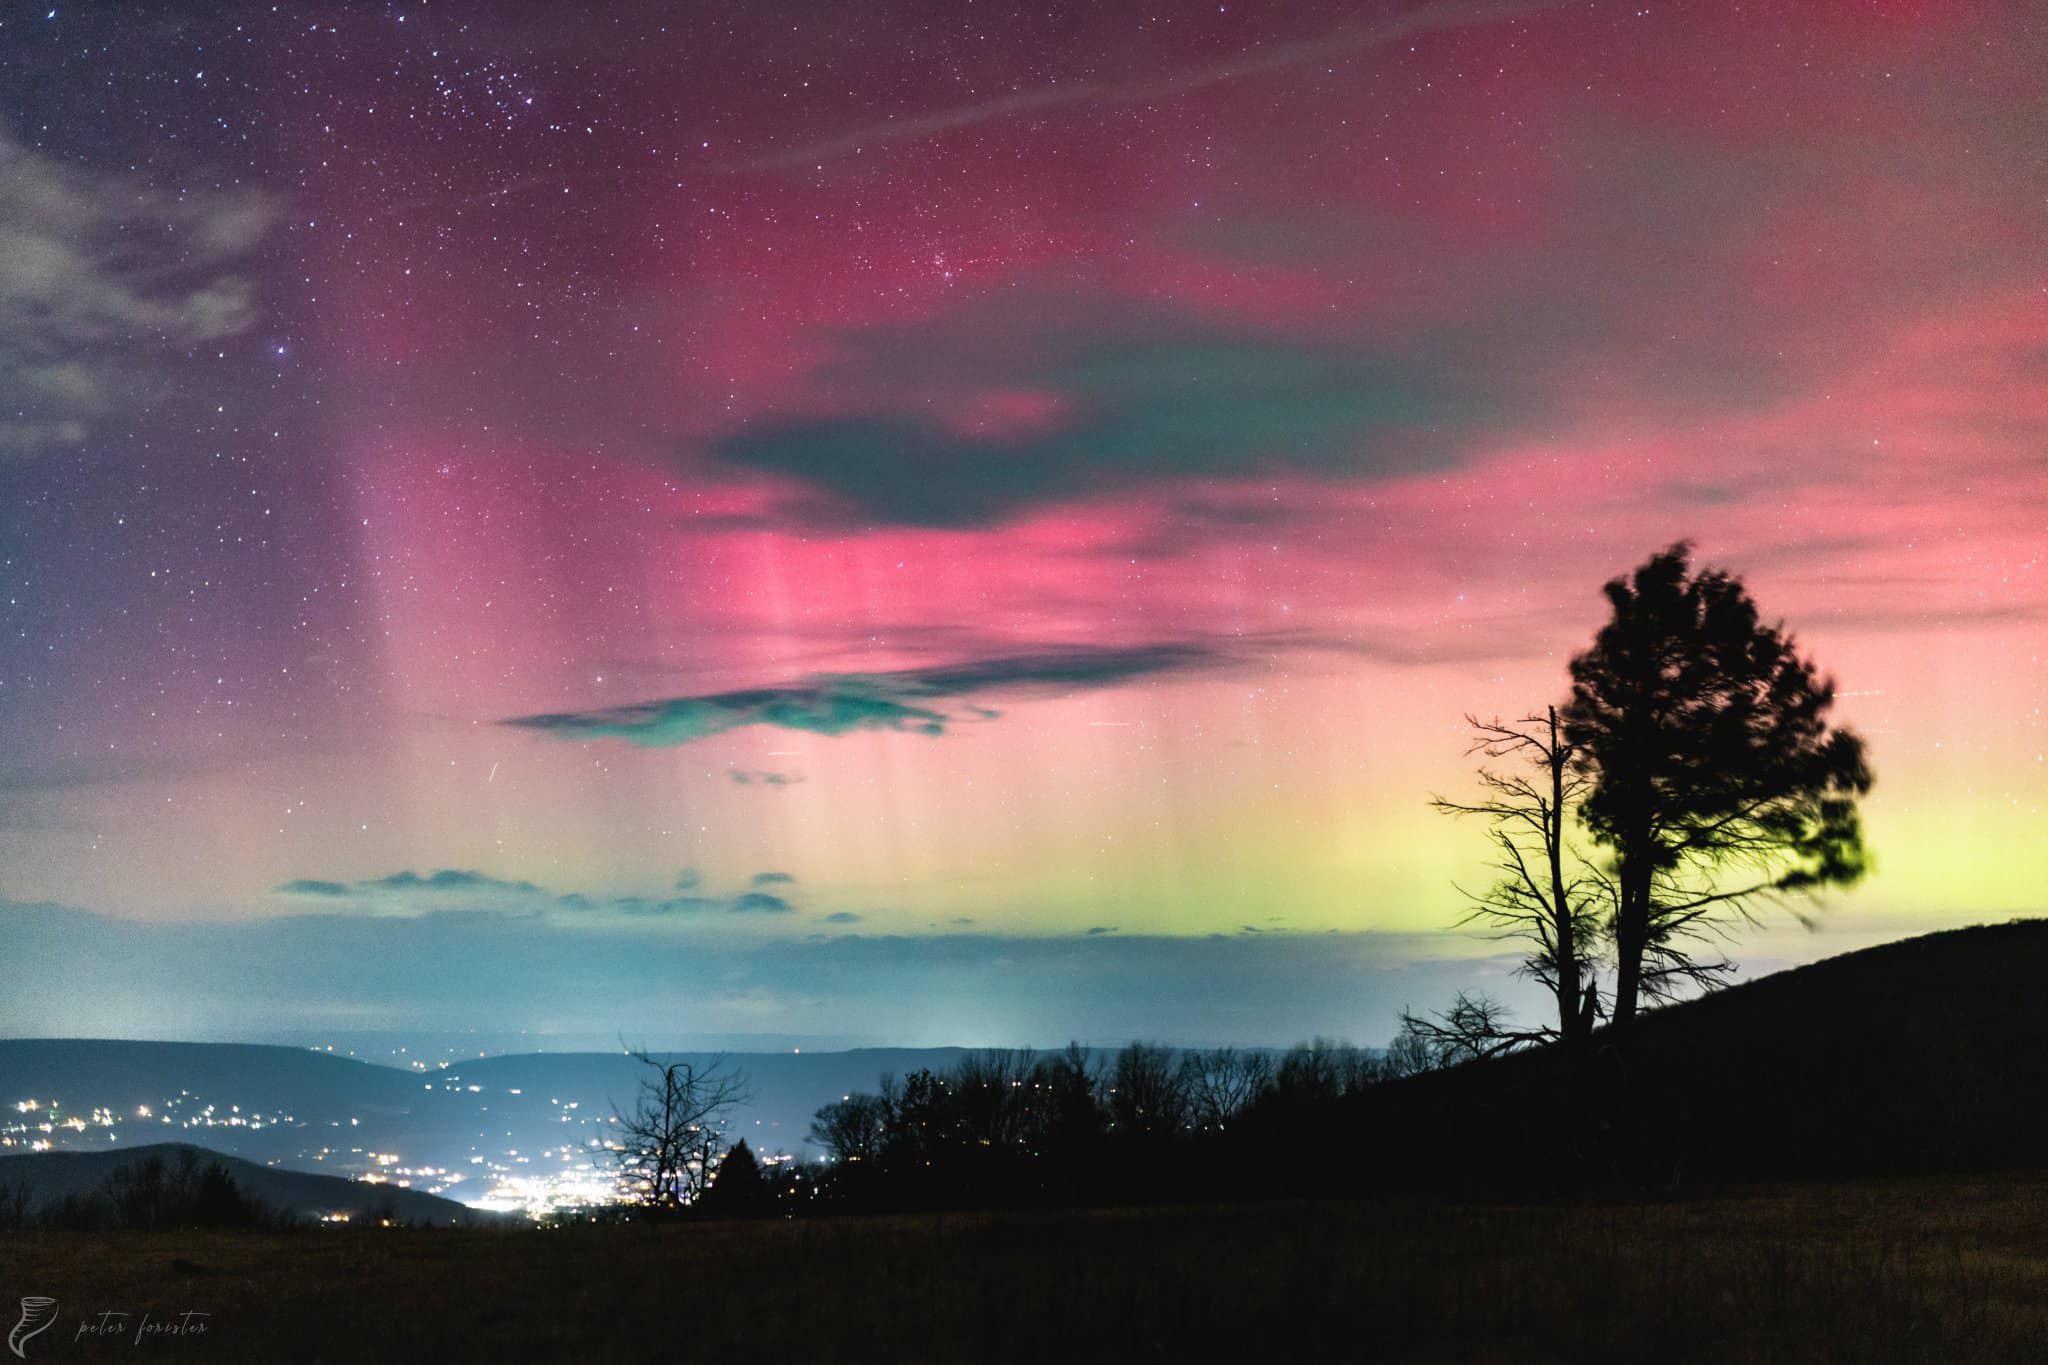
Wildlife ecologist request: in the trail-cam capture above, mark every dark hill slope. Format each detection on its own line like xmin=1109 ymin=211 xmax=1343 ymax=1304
xmin=1345 ymin=919 xmax=2048 ymax=1186
xmin=0 ymin=1142 xmax=503 ymax=1224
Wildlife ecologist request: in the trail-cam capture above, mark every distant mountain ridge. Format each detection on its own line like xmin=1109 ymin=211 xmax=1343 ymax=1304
xmin=0 ymin=1038 xmax=427 ymax=1114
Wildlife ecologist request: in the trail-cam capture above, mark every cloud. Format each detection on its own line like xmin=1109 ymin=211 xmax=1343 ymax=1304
xmin=704 ymin=79 xmax=2048 ymax=537
xmin=508 ymin=681 xmax=947 ymax=746
xmin=600 ymin=890 xmax=794 ymax=916
xmin=272 ymin=868 xmax=801 ymax=919
xmin=1085 ymin=926 xmax=1119 ymax=937
xmin=730 ymin=769 xmax=804 ymax=786
xmin=705 ymin=302 xmax=1503 ymax=526
xmin=274 ymin=879 xmax=353 ymax=899
xmin=610 ymin=896 xmax=705 ymax=916
xmin=274 ymin=869 xmax=544 ymax=901
xmin=825 ymin=912 xmax=863 ymax=925
xmin=504 ymin=641 xmax=1233 ymax=747
xmin=0 ymin=124 xmax=277 ymax=457
xmin=360 ymin=869 xmax=543 ymax=896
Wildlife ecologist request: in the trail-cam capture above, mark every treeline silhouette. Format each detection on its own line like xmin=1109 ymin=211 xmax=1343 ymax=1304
xmin=0 ymin=1148 xmax=295 ymax=1232
xmin=794 ymin=1038 xmax=1442 ymax=1213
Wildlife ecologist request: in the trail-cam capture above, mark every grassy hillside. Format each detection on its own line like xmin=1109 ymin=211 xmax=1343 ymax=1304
xmin=1349 ymin=919 xmax=2048 ymax=1187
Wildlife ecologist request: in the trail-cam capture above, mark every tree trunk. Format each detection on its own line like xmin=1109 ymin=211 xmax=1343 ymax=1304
xmin=1610 ymin=858 xmax=1649 ymax=1031
xmin=1546 ymin=707 xmax=1583 ymax=1048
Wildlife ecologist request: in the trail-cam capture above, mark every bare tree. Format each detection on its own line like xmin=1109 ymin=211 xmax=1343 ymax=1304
xmin=1035 ymin=1043 xmax=1105 ymax=1150
xmin=1106 ymin=1042 xmax=1189 ymax=1143
xmin=1381 ymin=1023 xmax=1437 ymax=1080
xmin=1396 ymin=991 xmax=1541 ymax=1068
xmin=1273 ymin=1038 xmax=1378 ymax=1103
xmin=809 ymin=1092 xmax=889 ymax=1165
xmin=1432 ymin=708 xmax=1609 ymax=1050
xmin=1178 ymin=1047 xmax=1275 ymax=1134
xmin=611 ymin=1047 xmax=752 ymax=1211
xmin=951 ymin=1047 xmax=1039 ymax=1149
xmin=0 ymin=1178 xmax=33 ymax=1231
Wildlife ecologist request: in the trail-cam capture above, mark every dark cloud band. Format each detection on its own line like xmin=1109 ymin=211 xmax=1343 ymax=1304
xmin=705 ymin=310 xmax=1496 ymax=527
xmin=503 ymin=642 xmax=1231 ymax=747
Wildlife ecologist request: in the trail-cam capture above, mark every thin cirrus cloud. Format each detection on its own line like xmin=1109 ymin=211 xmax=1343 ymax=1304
xmin=451 ymin=0 xmax=1564 ymax=209
xmin=502 ymin=642 xmax=1234 ymax=748
xmin=730 ymin=0 xmax=1565 ymax=174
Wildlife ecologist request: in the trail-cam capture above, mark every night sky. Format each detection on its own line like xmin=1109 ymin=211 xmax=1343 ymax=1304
xmin=1 ymin=0 xmax=2042 ymax=1046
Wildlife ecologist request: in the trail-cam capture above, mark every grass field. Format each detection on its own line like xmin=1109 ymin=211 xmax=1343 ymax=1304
xmin=4 ymin=1178 xmax=2047 ymax=1363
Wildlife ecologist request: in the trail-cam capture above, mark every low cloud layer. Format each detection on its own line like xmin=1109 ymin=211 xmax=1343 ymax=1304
xmin=275 ymin=869 xmax=541 ymax=902
xmin=273 ymin=868 xmax=805 ymax=919
xmin=0 ymin=898 xmax=1562 ymax=1047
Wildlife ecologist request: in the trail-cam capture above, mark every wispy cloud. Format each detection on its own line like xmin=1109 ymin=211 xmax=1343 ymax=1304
xmin=503 ymin=642 xmax=1233 ymax=748
xmin=0 ymin=124 xmax=277 ymax=457
xmin=731 ymin=769 xmax=804 ymax=786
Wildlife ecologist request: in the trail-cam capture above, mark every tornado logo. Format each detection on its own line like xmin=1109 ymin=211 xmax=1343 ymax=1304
xmin=7 ymin=1298 xmax=55 ymax=1359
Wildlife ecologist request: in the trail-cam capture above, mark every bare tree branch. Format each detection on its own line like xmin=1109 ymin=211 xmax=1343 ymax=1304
xmin=611 ymin=1045 xmax=754 ymax=1211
